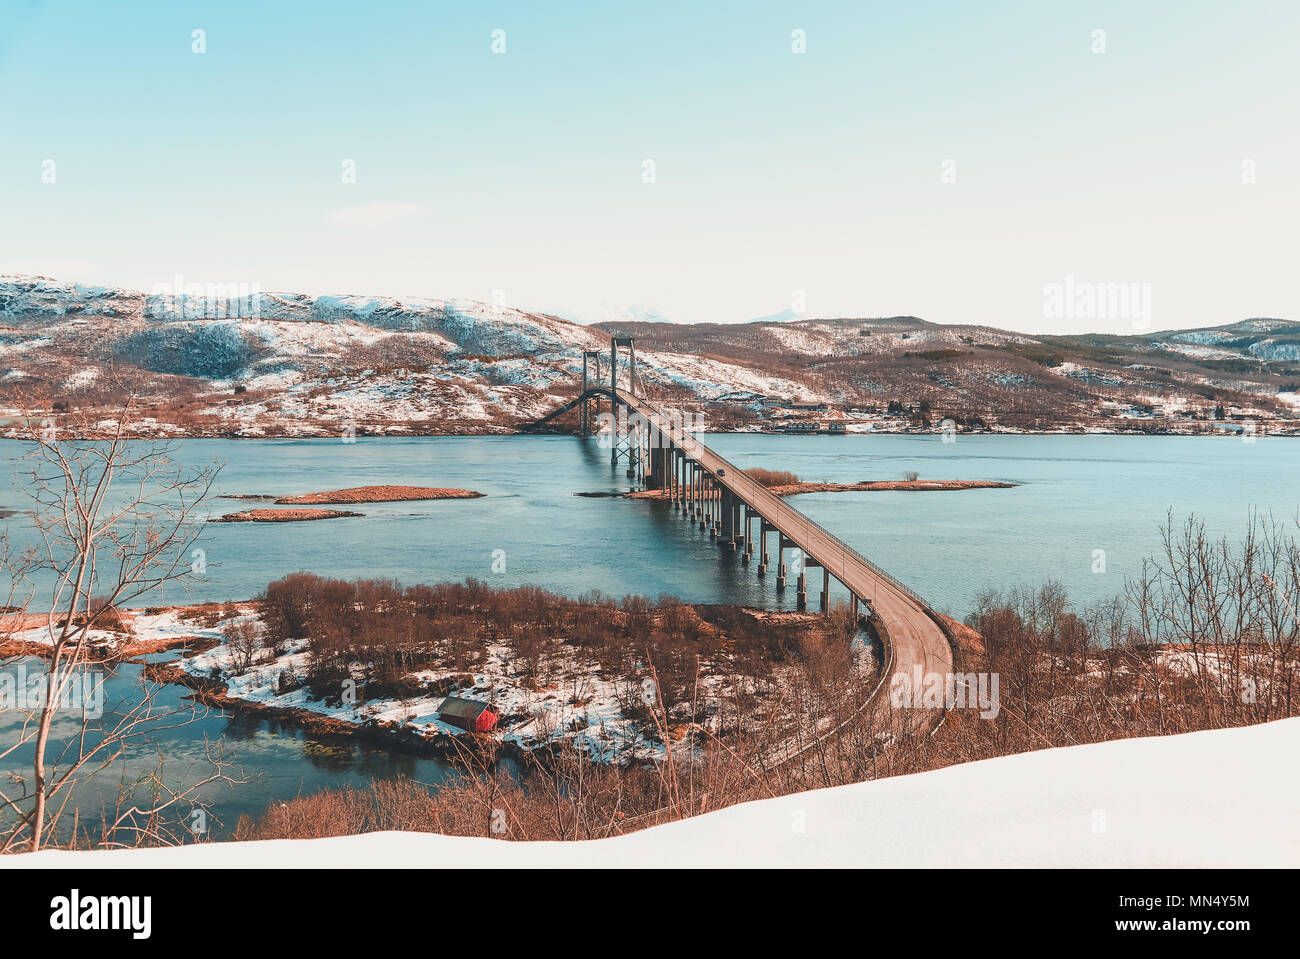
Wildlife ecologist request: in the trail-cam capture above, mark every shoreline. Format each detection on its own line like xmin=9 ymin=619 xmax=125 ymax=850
xmin=209 ymin=486 xmax=485 ymax=522
xmin=0 ymin=603 xmax=233 ymax=660
xmin=141 ymin=659 xmax=513 ymax=763
xmin=1 ymin=425 xmax=1291 ymax=442
xmin=2 ymin=599 xmax=876 ymax=767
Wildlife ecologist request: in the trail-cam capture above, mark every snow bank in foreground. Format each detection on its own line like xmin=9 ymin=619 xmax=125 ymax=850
xmin=13 ymin=719 xmax=1300 ymax=867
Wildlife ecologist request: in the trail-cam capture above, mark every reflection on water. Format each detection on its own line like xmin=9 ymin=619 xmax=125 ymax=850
xmin=0 ymin=656 xmax=456 ymax=842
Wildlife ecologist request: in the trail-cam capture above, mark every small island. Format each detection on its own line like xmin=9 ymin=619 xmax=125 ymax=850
xmin=628 ymin=471 xmax=1016 ymax=500
xmin=764 ymin=478 xmax=1016 ymax=496
xmin=210 ymin=508 xmax=364 ymax=523
xmin=273 ymin=485 xmax=483 ymax=505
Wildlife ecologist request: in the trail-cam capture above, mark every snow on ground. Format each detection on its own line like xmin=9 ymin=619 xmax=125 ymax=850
xmin=61 ymin=367 xmax=99 ymax=391
xmin=638 ymin=348 xmax=826 ymax=403
xmin=182 ymin=627 xmax=673 ymax=762
xmin=14 ymin=718 xmax=1298 ymax=866
xmin=1154 ymin=341 xmax=1244 ymax=361
xmin=7 ymin=609 xmax=233 ymax=650
xmin=7 ymin=623 xmax=120 ymax=649
xmin=761 ymin=324 xmax=837 ymax=357
xmin=1246 ymin=339 xmax=1300 ymax=362
xmin=1055 ymin=362 xmax=1123 ymax=387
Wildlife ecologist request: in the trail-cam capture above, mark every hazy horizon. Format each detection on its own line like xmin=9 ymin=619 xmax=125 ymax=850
xmin=3 ymin=0 xmax=1297 ymax=334
xmin=2 ymin=268 xmax=1291 ymax=338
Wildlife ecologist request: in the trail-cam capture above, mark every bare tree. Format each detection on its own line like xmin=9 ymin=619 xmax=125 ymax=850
xmin=1 ymin=395 xmax=236 ymax=852
xmin=223 ymin=618 xmax=261 ymax=673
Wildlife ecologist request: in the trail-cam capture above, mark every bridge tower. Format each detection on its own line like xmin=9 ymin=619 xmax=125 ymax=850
xmin=608 ymin=336 xmax=638 ymax=466
xmin=609 ymin=335 xmax=638 ymax=397
xmin=580 ymin=350 xmax=603 ymax=435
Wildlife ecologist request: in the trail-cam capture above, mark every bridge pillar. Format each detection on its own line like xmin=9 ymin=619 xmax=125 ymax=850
xmin=674 ymin=447 xmax=682 ymax=507
xmin=645 ymin=436 xmax=664 ymax=490
xmin=820 ymin=567 xmax=830 ymax=613
xmin=679 ymin=452 xmax=687 ymax=513
xmin=850 ymin=594 xmax=860 ymax=625
xmin=776 ymin=538 xmax=786 ymax=590
xmin=626 ymin=415 xmax=639 ymax=480
xmin=796 ymin=569 xmax=807 ymax=610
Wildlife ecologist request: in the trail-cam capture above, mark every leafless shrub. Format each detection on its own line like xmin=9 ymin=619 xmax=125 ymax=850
xmin=223 ymin=619 xmax=260 ymax=672
xmin=747 ymin=468 xmax=800 ymax=488
xmin=1 ymin=390 xmax=239 ymax=853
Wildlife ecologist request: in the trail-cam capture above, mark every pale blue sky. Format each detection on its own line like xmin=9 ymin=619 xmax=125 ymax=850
xmin=2 ymin=0 xmax=1297 ymax=332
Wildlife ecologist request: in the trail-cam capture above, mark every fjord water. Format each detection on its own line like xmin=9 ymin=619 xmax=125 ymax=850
xmin=1 ymin=434 xmax=1296 ymax=840
xmin=4 ymin=434 xmax=1291 ymax=615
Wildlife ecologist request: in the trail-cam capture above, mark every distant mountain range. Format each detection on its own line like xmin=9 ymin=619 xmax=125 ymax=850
xmin=2 ymin=274 xmax=1297 ymax=437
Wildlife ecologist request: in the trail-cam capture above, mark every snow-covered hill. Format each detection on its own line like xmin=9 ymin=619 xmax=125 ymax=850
xmin=12 ymin=719 xmax=1298 ymax=867
xmin=0 ymin=275 xmax=825 ymax=435
xmin=2 ymin=274 xmax=1298 ymax=436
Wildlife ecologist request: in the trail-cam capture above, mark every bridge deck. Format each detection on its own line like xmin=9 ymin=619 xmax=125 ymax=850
xmin=616 ymin=389 xmax=955 ymax=698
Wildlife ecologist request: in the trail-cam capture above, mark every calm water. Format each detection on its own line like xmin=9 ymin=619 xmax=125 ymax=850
xmin=6 ymin=433 xmax=1295 ymax=615
xmin=0 ymin=654 xmax=459 ymax=842
xmin=2 ymin=433 xmax=1296 ymax=839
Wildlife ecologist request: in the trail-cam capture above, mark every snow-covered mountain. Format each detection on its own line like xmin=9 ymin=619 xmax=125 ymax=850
xmin=2 ymin=274 xmax=1298 ymax=437
xmin=0 ymin=275 xmax=819 ymax=436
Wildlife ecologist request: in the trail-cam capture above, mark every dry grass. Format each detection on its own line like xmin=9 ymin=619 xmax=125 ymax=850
xmin=275 ymin=486 xmax=483 ymax=505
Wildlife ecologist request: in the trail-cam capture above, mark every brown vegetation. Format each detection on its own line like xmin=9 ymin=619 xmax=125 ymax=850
xmin=234 ymin=513 xmax=1300 ymax=844
xmin=210 ymin=508 xmax=364 ymax=523
xmin=746 ymin=468 xmax=800 ymax=488
xmin=253 ymin=573 xmax=859 ymax=723
xmin=274 ymin=485 xmax=483 ymax=505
